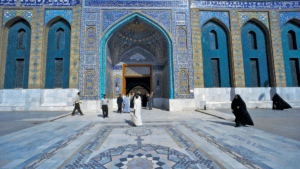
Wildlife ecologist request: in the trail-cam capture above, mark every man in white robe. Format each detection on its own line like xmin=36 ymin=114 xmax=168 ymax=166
xmin=133 ymin=94 xmax=142 ymax=126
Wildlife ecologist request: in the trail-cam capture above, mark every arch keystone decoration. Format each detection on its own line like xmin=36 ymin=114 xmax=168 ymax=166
xmin=100 ymin=12 xmax=174 ymax=99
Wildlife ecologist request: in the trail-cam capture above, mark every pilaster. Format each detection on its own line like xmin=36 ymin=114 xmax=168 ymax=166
xmin=0 ymin=7 xmax=3 ymax=88
xmin=28 ymin=8 xmax=44 ymax=88
xmin=269 ymin=10 xmax=286 ymax=87
xmin=69 ymin=5 xmax=81 ymax=88
xmin=229 ymin=10 xmax=245 ymax=87
xmin=191 ymin=9 xmax=204 ymax=88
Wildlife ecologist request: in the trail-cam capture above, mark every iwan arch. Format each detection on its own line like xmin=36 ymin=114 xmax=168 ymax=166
xmin=0 ymin=0 xmax=299 ymax=112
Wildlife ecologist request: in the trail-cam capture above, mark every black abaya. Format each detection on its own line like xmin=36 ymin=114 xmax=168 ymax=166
xmin=231 ymin=95 xmax=254 ymax=126
xmin=272 ymin=94 xmax=292 ymax=110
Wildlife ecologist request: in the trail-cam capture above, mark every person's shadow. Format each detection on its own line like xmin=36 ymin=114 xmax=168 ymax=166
xmin=125 ymin=120 xmax=135 ymax=126
xmin=208 ymin=120 xmax=236 ymax=127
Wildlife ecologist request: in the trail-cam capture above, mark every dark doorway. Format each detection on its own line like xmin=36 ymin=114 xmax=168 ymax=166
xmin=126 ymin=77 xmax=150 ymax=107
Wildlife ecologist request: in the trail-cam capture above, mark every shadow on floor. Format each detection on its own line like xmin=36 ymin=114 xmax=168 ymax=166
xmin=125 ymin=120 xmax=135 ymax=126
xmin=208 ymin=120 xmax=236 ymax=127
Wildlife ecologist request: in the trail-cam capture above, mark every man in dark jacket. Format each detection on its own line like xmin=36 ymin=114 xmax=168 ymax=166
xmin=148 ymin=91 xmax=154 ymax=110
xmin=117 ymin=94 xmax=123 ymax=113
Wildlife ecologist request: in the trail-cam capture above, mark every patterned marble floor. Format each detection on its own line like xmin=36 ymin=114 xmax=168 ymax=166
xmin=0 ymin=108 xmax=299 ymax=169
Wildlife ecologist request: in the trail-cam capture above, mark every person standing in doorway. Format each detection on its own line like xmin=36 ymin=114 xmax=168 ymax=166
xmin=148 ymin=91 xmax=154 ymax=110
xmin=123 ymin=94 xmax=130 ymax=113
xmin=101 ymin=94 xmax=109 ymax=118
xmin=117 ymin=94 xmax=123 ymax=113
xmin=72 ymin=92 xmax=84 ymax=116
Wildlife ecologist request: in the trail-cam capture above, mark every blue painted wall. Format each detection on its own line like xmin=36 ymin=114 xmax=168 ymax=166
xmin=45 ymin=19 xmax=71 ymax=88
xmin=201 ymin=21 xmax=231 ymax=87
xmin=242 ymin=21 xmax=270 ymax=87
xmin=281 ymin=21 xmax=300 ymax=87
xmin=4 ymin=20 xmax=31 ymax=89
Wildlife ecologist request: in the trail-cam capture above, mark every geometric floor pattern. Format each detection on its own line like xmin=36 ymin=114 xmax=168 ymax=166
xmin=1 ymin=108 xmax=300 ymax=169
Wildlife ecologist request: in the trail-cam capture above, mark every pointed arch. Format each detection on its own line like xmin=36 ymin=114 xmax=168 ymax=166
xmin=100 ymin=12 xmax=174 ymax=99
xmin=241 ymin=19 xmax=275 ymax=87
xmin=201 ymin=19 xmax=232 ymax=87
xmin=1 ymin=18 xmax=31 ymax=89
xmin=281 ymin=18 xmax=300 ymax=29
xmin=44 ymin=17 xmax=71 ymax=89
xmin=0 ymin=17 xmax=32 ymax=88
xmin=202 ymin=17 xmax=230 ymax=32
xmin=281 ymin=19 xmax=300 ymax=87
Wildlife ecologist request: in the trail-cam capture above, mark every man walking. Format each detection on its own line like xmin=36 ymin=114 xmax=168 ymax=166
xmin=117 ymin=94 xmax=123 ymax=113
xmin=72 ymin=92 xmax=84 ymax=116
xmin=101 ymin=94 xmax=109 ymax=118
xmin=148 ymin=91 xmax=154 ymax=110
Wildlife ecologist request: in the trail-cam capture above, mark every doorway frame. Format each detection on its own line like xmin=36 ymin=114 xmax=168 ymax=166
xmin=99 ymin=12 xmax=174 ymax=99
xmin=122 ymin=64 xmax=153 ymax=95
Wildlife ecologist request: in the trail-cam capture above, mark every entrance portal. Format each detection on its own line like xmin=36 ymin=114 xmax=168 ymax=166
xmin=123 ymin=64 xmax=152 ymax=107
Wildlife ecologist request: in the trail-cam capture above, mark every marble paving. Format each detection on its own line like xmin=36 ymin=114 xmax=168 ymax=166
xmin=0 ymin=109 xmax=299 ymax=169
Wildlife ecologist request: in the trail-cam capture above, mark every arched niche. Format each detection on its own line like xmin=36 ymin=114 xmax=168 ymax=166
xmin=44 ymin=17 xmax=71 ymax=89
xmin=281 ymin=19 xmax=300 ymax=87
xmin=1 ymin=17 xmax=31 ymax=89
xmin=241 ymin=19 xmax=274 ymax=87
xmin=201 ymin=19 xmax=231 ymax=88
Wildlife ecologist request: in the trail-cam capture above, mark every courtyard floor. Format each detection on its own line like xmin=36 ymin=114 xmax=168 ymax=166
xmin=0 ymin=108 xmax=299 ymax=169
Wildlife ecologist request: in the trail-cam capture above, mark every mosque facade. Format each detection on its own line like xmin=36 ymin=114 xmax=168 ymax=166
xmin=0 ymin=0 xmax=299 ymax=111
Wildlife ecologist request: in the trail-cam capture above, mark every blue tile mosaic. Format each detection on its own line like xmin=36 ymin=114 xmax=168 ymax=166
xmin=191 ymin=1 xmax=300 ymax=9
xmin=120 ymin=46 xmax=156 ymax=64
xmin=279 ymin=12 xmax=300 ymax=28
xmin=44 ymin=9 xmax=73 ymax=26
xmin=141 ymin=10 xmax=171 ymax=32
xmin=199 ymin=11 xmax=230 ymax=30
xmin=102 ymin=11 xmax=133 ymax=33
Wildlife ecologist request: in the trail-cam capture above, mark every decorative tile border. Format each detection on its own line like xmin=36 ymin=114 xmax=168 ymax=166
xmin=23 ymin=123 xmax=97 ymax=169
xmin=191 ymin=1 xmax=300 ymax=9
xmin=0 ymin=0 xmax=80 ymax=6
xmin=44 ymin=9 xmax=73 ymax=26
xmin=3 ymin=9 xmax=33 ymax=26
xmin=84 ymin=0 xmax=188 ymax=8
xmin=62 ymin=125 xmax=219 ymax=169
xmin=199 ymin=11 xmax=230 ymax=30
xmin=181 ymin=122 xmax=263 ymax=169
xmin=279 ymin=12 xmax=300 ymax=28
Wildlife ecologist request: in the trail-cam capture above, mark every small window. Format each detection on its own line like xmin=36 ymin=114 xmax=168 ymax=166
xmin=248 ymin=31 xmax=257 ymax=50
xmin=14 ymin=59 xmax=25 ymax=88
xmin=17 ymin=29 xmax=26 ymax=50
xmin=56 ymin=28 xmax=65 ymax=50
xmin=211 ymin=58 xmax=221 ymax=87
xmin=287 ymin=30 xmax=297 ymax=50
xmin=209 ymin=30 xmax=218 ymax=50
xmin=54 ymin=58 xmax=63 ymax=88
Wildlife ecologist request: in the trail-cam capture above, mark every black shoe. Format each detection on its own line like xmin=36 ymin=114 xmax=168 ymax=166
xmin=71 ymin=114 xmax=75 ymax=116
xmin=234 ymin=124 xmax=240 ymax=127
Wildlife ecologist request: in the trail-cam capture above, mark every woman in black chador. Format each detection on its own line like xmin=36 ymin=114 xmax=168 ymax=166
xmin=272 ymin=93 xmax=292 ymax=110
xmin=231 ymin=94 xmax=254 ymax=127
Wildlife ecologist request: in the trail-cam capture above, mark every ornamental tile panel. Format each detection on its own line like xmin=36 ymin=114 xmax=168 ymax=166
xmin=3 ymin=10 xmax=33 ymax=26
xmin=239 ymin=12 xmax=269 ymax=29
xmin=279 ymin=12 xmax=300 ymax=28
xmin=102 ymin=10 xmax=133 ymax=33
xmin=199 ymin=11 xmax=230 ymax=30
xmin=44 ymin=9 xmax=72 ymax=26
